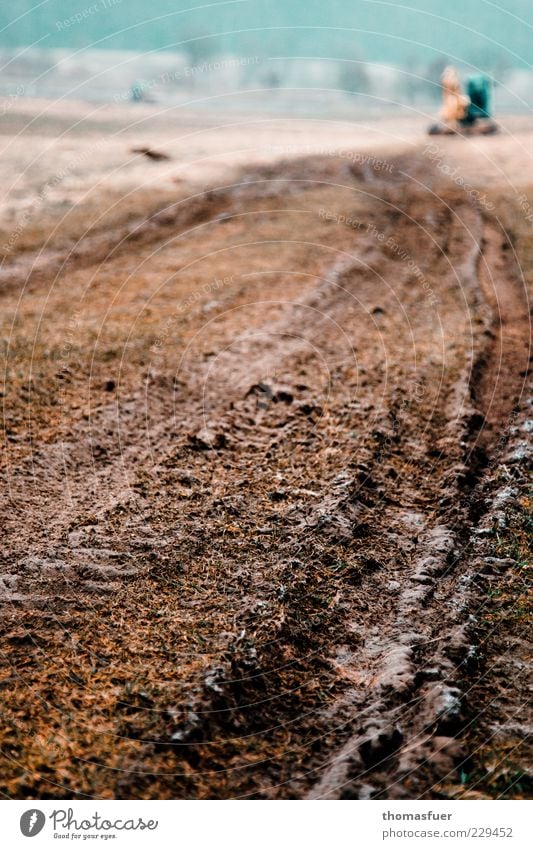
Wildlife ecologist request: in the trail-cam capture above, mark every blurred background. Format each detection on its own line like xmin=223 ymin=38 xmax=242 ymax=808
xmin=0 ymin=0 xmax=532 ymax=115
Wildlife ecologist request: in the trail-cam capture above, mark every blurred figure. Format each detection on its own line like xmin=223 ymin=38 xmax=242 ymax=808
xmin=130 ymin=80 xmax=145 ymax=103
xmin=463 ymin=74 xmax=492 ymax=124
xmin=428 ymin=67 xmax=498 ymax=135
xmin=440 ymin=66 xmax=469 ymax=125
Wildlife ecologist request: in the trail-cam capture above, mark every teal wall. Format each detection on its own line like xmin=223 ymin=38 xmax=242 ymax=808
xmin=1 ymin=1 xmax=531 ymax=67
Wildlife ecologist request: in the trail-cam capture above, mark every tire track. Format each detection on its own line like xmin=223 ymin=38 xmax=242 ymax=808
xmin=0 ymin=151 xmax=530 ymax=799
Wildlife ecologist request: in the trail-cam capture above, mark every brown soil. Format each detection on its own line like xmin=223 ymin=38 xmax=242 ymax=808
xmin=0 ymin=141 xmax=530 ymax=799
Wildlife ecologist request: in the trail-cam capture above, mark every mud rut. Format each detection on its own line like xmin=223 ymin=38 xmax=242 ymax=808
xmin=0 ymin=151 xmax=530 ymax=799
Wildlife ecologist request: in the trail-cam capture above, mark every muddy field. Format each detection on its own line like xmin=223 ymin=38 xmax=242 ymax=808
xmin=0 ymin=104 xmax=531 ymax=799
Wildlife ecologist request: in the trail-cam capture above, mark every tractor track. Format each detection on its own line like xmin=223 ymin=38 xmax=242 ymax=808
xmin=0 ymin=150 xmax=530 ymax=799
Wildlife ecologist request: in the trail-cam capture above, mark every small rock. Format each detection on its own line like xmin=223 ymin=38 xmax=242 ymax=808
xmin=188 ymin=429 xmax=227 ymax=450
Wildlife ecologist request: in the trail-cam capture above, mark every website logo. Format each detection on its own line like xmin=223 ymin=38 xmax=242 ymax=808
xmin=20 ymin=809 xmax=46 ymax=837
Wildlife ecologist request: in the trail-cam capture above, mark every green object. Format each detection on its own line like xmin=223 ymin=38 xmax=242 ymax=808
xmin=464 ymin=75 xmax=492 ymax=122
xmin=130 ymin=81 xmax=144 ymax=103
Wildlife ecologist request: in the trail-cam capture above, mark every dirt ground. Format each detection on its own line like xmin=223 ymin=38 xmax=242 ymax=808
xmin=0 ymin=101 xmax=531 ymax=799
